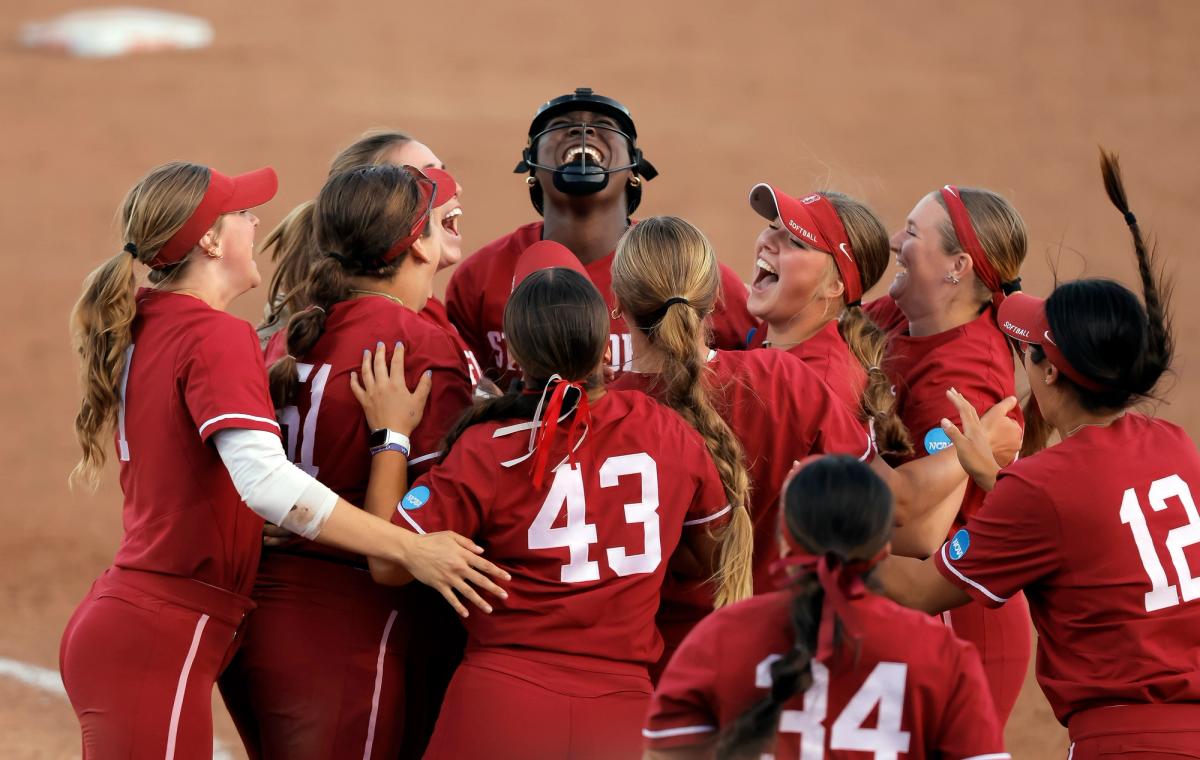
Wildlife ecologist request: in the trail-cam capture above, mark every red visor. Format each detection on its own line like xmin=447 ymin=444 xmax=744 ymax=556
xmin=749 ymin=183 xmax=863 ymax=305
xmin=512 ymin=240 xmax=590 ymax=290
xmin=380 ymin=166 xmax=459 ymax=265
xmin=998 ymin=292 xmax=1110 ymax=392
xmin=153 ymin=167 xmax=278 ymax=269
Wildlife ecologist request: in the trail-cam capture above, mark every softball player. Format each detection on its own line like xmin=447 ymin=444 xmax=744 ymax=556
xmin=645 ymin=455 xmax=1008 ymax=760
xmin=60 ymin=161 xmax=505 ymax=759
xmin=745 ymin=185 xmax=911 ymax=457
xmin=865 ymin=184 xmax=1034 ymax=723
xmin=880 ymin=150 xmax=1200 ymax=759
xmin=445 ymin=87 xmax=756 ymax=388
xmin=256 ymin=129 xmax=483 ymax=390
xmin=608 ymin=217 xmax=1021 ymax=676
xmin=219 ymin=164 xmax=477 ymax=760
xmin=357 ymin=265 xmax=734 ymax=759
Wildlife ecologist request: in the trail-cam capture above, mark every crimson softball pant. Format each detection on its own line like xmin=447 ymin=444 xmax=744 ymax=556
xmin=59 ymin=566 xmax=254 ymax=760
xmin=1067 ymin=704 xmax=1200 ymax=758
xmin=218 ymin=552 xmax=416 ymax=760
xmin=423 ymin=648 xmax=652 ymax=760
xmin=943 ymin=591 xmax=1031 ymax=726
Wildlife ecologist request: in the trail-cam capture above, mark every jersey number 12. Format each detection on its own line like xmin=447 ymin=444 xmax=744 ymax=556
xmin=1119 ymin=473 xmax=1200 ymax=612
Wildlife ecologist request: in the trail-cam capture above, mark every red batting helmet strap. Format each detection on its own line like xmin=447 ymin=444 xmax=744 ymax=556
xmin=939 ymin=185 xmax=1010 ymax=305
xmin=769 ymin=547 xmax=886 ymax=663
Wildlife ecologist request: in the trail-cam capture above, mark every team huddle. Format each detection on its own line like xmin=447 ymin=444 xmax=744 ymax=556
xmin=62 ymin=87 xmax=1200 ymax=759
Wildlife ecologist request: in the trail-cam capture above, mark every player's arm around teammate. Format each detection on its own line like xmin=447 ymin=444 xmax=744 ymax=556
xmin=61 ymin=161 xmax=503 ymax=759
xmin=644 ymin=456 xmax=1009 ymax=760
xmin=878 ymin=151 xmax=1200 ymax=758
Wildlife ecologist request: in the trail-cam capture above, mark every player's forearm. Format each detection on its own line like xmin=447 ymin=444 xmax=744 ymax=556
xmin=889 ymin=481 xmax=969 ymax=558
xmin=359 ymin=450 xmax=414 ymax=584
xmin=875 ymin=554 xmax=970 ymax=614
xmin=313 ymin=498 xmax=412 ymax=586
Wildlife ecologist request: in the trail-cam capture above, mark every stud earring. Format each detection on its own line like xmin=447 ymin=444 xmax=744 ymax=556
xmin=945 ymin=272 xmax=960 ymax=285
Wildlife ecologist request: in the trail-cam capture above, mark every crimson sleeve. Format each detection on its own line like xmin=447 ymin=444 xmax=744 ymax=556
xmin=684 ymin=437 xmax=734 ymax=530
xmin=391 ymin=438 xmax=491 ymax=538
xmin=643 ymin=616 xmax=722 ymax=749
xmin=782 ymin=357 xmax=874 ymax=463
xmin=445 ymin=261 xmax=487 ymax=372
xmin=710 ymin=264 xmax=756 ymax=351
xmin=181 ymin=317 xmax=280 ymax=441
xmin=934 ymin=638 xmax=1009 ymax=758
xmin=934 ymin=471 xmax=1063 ymax=608
xmin=403 ymin=328 xmax=473 ymax=473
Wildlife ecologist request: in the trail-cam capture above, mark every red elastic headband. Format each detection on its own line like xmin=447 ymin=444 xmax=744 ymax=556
xmin=939 ymin=185 xmax=1008 ymax=303
xmin=770 ymin=547 xmax=887 ymax=662
xmin=153 ymin=167 xmax=278 ymax=269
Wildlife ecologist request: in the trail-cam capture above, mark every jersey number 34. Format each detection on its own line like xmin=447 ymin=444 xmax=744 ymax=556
xmin=528 ymin=453 xmax=661 ymax=583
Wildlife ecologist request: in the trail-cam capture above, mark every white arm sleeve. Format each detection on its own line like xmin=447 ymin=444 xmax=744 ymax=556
xmin=212 ymin=428 xmax=338 ymax=540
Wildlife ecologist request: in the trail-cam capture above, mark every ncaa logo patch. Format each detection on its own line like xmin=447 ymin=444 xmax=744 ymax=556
xmin=948 ymin=529 xmax=970 ymax=561
xmin=400 ymin=485 xmax=430 ymax=512
xmin=924 ymin=427 xmax=954 ymax=455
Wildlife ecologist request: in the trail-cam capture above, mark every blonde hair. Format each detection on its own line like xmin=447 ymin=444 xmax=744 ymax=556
xmin=932 ymin=187 xmax=1047 ymax=456
xmin=822 ymin=192 xmax=913 ymax=457
xmin=70 ymin=161 xmax=210 ymax=487
xmin=259 ymin=129 xmax=414 ymax=332
xmin=612 ymin=216 xmax=753 ymax=607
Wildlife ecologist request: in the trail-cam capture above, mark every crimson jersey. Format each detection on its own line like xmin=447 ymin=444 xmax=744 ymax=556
xmin=747 ymin=320 xmax=867 ymax=415
xmin=265 ymin=296 xmax=472 ymax=563
xmin=645 ymin=591 xmax=1007 ymax=759
xmin=867 ymin=295 xmax=1022 ymax=532
xmin=393 ymin=389 xmax=730 ymax=668
xmin=419 ymin=295 xmax=484 ymax=393
xmin=612 ymin=349 xmax=874 ymax=593
xmin=115 ymin=290 xmax=280 ymax=597
xmin=935 ymin=413 xmax=1200 ymax=724
xmin=445 ymin=221 xmax=757 ymax=387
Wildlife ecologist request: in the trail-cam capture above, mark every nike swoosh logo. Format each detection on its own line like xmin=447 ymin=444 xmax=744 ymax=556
xmin=838 ymin=243 xmax=854 ymax=261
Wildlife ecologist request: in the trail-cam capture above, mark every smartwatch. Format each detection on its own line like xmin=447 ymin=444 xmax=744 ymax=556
xmin=368 ymin=428 xmax=411 ymax=458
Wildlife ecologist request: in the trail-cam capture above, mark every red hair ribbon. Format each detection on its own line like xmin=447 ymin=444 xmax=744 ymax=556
xmin=799 ymin=193 xmax=864 ymax=306
xmin=529 ymin=378 xmax=591 ymax=489
xmin=769 ymin=547 xmax=887 ymax=662
xmin=939 ymin=185 xmax=1010 ymax=306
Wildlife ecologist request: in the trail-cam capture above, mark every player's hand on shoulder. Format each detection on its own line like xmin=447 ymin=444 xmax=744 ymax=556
xmin=350 ymin=341 xmax=433 ymax=435
xmin=941 ymin=389 xmax=1017 ymax=491
xmin=405 ymin=530 xmax=510 ymax=618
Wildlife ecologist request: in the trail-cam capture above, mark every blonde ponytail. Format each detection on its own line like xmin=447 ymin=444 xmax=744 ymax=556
xmin=613 ymin=216 xmax=754 ymax=606
xmin=70 ymin=161 xmax=209 ymax=488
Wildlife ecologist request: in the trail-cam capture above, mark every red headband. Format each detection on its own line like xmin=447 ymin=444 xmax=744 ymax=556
xmin=939 ymin=185 xmax=1017 ymax=305
xmin=770 ymin=547 xmax=887 ymax=662
xmin=378 ymin=166 xmax=458 ymax=265
xmin=749 ymin=184 xmax=864 ymax=306
xmin=153 ymin=167 xmax=278 ymax=269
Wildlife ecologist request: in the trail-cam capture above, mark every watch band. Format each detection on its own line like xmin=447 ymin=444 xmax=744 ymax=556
xmin=369 ymin=429 xmax=411 ymax=458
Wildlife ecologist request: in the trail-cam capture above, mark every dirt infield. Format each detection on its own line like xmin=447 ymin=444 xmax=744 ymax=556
xmin=2 ymin=0 xmax=1198 ymax=756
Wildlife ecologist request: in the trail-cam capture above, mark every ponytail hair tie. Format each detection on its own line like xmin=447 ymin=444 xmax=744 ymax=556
xmin=663 ymin=296 xmax=690 ymax=309
xmin=123 ymin=242 xmax=139 ymax=258
xmin=845 ymin=299 xmax=862 ymax=309
xmin=1000 ymin=278 xmax=1022 ymax=295
xmin=326 ymin=251 xmax=353 ymax=267
xmin=633 ymin=296 xmax=693 ymax=332
xmin=1123 ymin=211 xmax=1138 ymax=227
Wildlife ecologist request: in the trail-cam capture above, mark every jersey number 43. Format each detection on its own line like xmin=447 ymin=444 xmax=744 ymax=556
xmin=528 ymin=453 xmax=661 ymax=582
